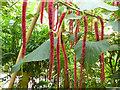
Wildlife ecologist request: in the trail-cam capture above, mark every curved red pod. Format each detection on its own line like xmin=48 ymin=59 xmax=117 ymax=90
xmin=22 ymin=0 xmax=27 ymax=59
xmin=79 ymin=15 xmax=88 ymax=88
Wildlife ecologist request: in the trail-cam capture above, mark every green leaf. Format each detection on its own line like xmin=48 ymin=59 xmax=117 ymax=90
xmin=26 ymin=14 xmax=34 ymax=19
xmin=73 ymin=0 xmax=119 ymax=11
xmin=105 ymin=20 xmax=120 ymax=32
xmin=65 ymin=13 xmax=82 ymax=19
xmin=74 ymin=40 xmax=110 ymax=67
xmin=10 ymin=37 xmax=58 ymax=73
xmin=109 ymin=44 xmax=120 ymax=51
xmin=68 ymin=32 xmax=83 ymax=42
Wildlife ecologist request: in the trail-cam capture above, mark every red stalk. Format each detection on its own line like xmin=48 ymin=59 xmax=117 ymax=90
xmin=47 ymin=0 xmax=54 ymax=30
xmin=57 ymin=12 xmax=66 ymax=34
xmin=22 ymin=0 xmax=27 ymax=59
xmin=98 ymin=16 xmax=105 ymax=83
xmin=56 ymin=29 xmax=61 ymax=89
xmin=94 ymin=21 xmax=99 ymax=41
xmin=61 ymin=33 xmax=68 ymax=74
xmin=40 ymin=0 xmax=45 ymax=24
xmin=48 ymin=31 xmax=55 ymax=81
xmin=69 ymin=10 xmax=73 ymax=49
xmin=79 ymin=15 xmax=88 ymax=88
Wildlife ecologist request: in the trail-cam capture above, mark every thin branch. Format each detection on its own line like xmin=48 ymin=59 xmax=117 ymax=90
xmin=58 ymin=1 xmax=109 ymax=21
xmin=9 ymin=0 xmax=20 ymax=8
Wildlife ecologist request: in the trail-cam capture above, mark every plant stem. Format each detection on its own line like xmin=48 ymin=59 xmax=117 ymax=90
xmin=58 ymin=0 xmax=109 ymax=21
xmin=8 ymin=2 xmax=41 ymax=88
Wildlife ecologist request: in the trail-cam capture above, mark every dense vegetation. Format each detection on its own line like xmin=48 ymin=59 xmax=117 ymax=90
xmin=1 ymin=0 xmax=120 ymax=89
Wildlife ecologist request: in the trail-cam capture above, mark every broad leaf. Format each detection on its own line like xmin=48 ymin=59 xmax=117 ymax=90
xmin=109 ymin=44 xmax=120 ymax=51
xmin=105 ymin=20 xmax=120 ymax=32
xmin=65 ymin=13 xmax=82 ymax=19
xmin=73 ymin=0 xmax=119 ymax=11
xmin=10 ymin=37 xmax=58 ymax=73
xmin=74 ymin=40 xmax=110 ymax=67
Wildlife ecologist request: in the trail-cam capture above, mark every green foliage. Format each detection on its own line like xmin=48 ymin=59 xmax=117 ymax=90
xmin=73 ymin=0 xmax=119 ymax=11
xmin=74 ymin=40 xmax=110 ymax=67
xmin=10 ymin=37 xmax=58 ymax=73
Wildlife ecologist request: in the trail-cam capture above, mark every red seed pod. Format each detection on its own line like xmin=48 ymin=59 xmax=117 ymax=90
xmin=48 ymin=31 xmax=55 ymax=81
xmin=56 ymin=29 xmax=61 ymax=89
xmin=52 ymin=7 xmax=56 ymax=29
xmin=79 ymin=15 xmax=88 ymax=88
xmin=57 ymin=12 xmax=66 ymax=33
xmin=53 ymin=4 xmax=59 ymax=31
xmin=94 ymin=21 xmax=99 ymax=41
xmin=98 ymin=16 xmax=105 ymax=82
xmin=113 ymin=0 xmax=115 ymax=6
xmin=40 ymin=0 xmax=45 ymax=24
xmin=47 ymin=0 xmax=54 ymax=30
xmin=74 ymin=56 xmax=77 ymax=88
xmin=69 ymin=10 xmax=73 ymax=49
xmin=22 ymin=0 xmax=27 ymax=59
xmin=116 ymin=1 xmax=119 ymax=6
xmin=98 ymin=16 xmax=104 ymax=40
xmin=91 ymin=17 xmax=93 ymax=33
xmin=61 ymin=33 xmax=68 ymax=74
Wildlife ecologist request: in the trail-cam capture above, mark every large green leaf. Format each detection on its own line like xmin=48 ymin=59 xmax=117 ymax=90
xmin=73 ymin=0 xmax=119 ymax=11
xmin=109 ymin=44 xmax=120 ymax=51
xmin=10 ymin=37 xmax=58 ymax=73
xmin=105 ymin=20 xmax=120 ymax=32
xmin=74 ymin=40 xmax=110 ymax=67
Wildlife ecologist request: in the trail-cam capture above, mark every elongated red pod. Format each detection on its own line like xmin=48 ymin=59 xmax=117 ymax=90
xmin=79 ymin=16 xmax=88 ymax=88
xmin=57 ymin=12 xmax=66 ymax=33
xmin=91 ymin=17 xmax=93 ymax=33
xmin=116 ymin=1 xmax=119 ymax=6
xmin=48 ymin=31 xmax=55 ymax=81
xmin=94 ymin=21 xmax=99 ymax=41
xmin=113 ymin=0 xmax=115 ymax=6
xmin=22 ymin=0 xmax=27 ymax=59
xmin=69 ymin=10 xmax=73 ymax=49
xmin=52 ymin=7 xmax=56 ymax=29
xmin=61 ymin=33 xmax=68 ymax=74
xmin=47 ymin=0 xmax=54 ymax=30
xmin=40 ymin=0 xmax=45 ymax=24
xmin=56 ymin=29 xmax=61 ymax=89
xmin=76 ymin=11 xmax=80 ymax=32
xmin=98 ymin=16 xmax=105 ymax=82
xmin=74 ymin=56 xmax=77 ymax=88
xmin=53 ymin=4 xmax=59 ymax=31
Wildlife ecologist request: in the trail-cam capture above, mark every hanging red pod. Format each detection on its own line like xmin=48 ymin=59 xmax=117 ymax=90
xmin=56 ymin=29 xmax=61 ymax=89
xmin=69 ymin=10 xmax=73 ymax=49
xmin=57 ymin=12 xmax=66 ymax=34
xmin=53 ymin=4 xmax=59 ymax=32
xmin=98 ymin=16 xmax=105 ymax=82
xmin=79 ymin=15 xmax=88 ymax=88
xmin=47 ymin=0 xmax=54 ymax=30
xmin=21 ymin=0 xmax=27 ymax=59
xmin=40 ymin=0 xmax=45 ymax=24
xmin=94 ymin=21 xmax=99 ymax=41
xmin=48 ymin=31 xmax=55 ymax=81
xmin=74 ymin=11 xmax=80 ymax=89
xmin=61 ymin=36 xmax=68 ymax=74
